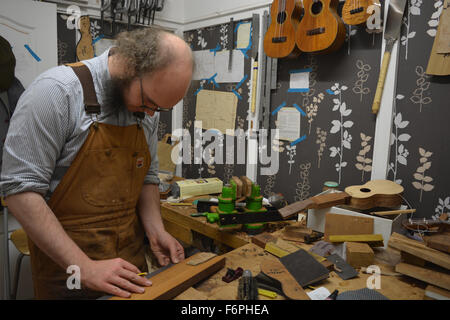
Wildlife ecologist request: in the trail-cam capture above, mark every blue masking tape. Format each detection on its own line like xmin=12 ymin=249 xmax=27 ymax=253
xmin=293 ymin=103 xmax=307 ymax=117
xmin=24 ymin=44 xmax=41 ymax=62
xmin=271 ymin=102 xmax=287 ymax=115
xmin=291 ymin=135 xmax=307 ymax=147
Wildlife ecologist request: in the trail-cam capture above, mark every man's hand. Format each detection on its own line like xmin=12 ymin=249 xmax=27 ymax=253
xmin=149 ymin=230 xmax=185 ymax=267
xmin=81 ymin=258 xmax=152 ymax=298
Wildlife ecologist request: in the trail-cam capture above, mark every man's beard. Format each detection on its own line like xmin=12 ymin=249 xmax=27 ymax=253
xmin=103 ymin=77 xmax=130 ymax=114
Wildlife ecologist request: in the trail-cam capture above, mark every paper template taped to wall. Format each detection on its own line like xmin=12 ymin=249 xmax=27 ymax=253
xmin=289 ymin=69 xmax=310 ymax=92
xmin=192 ymin=49 xmax=244 ymax=83
xmin=436 ymin=3 xmax=450 ymax=54
xmin=195 ymin=90 xmax=238 ymax=134
xmin=236 ymin=22 xmax=251 ymax=49
xmin=276 ymin=107 xmax=301 ymax=141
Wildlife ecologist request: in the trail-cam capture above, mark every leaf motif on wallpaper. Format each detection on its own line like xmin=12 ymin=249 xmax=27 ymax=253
xmin=294 ymin=163 xmax=311 ymax=202
xmin=410 ymin=66 xmax=432 ymax=112
xmin=427 ymin=0 xmax=444 ymax=37
xmin=184 ymin=32 xmax=195 ymax=47
xmin=271 ymin=138 xmax=285 ymax=153
xmin=197 ymin=29 xmax=207 ymax=49
xmin=412 ymin=147 xmax=434 ymax=202
xmin=328 ymin=83 xmax=352 ymax=185
xmin=219 ymin=24 xmax=229 ymax=49
xmin=400 ymin=0 xmax=422 ymax=60
xmin=286 ymin=145 xmax=297 ymax=175
xmin=434 ymin=196 xmax=450 ymax=220
xmin=301 ymin=55 xmax=318 ymax=110
xmin=157 ymin=121 xmax=168 ymax=141
xmin=263 ymin=174 xmax=277 ymax=198
xmin=388 ymin=98 xmax=410 ymax=185
xmin=355 ymin=133 xmax=373 ymax=182
xmin=306 ymin=93 xmax=324 ymax=134
xmin=353 ymin=60 xmax=371 ymax=101
xmin=316 ymin=127 xmax=327 ymax=168
xmin=345 ymin=25 xmax=358 ymax=55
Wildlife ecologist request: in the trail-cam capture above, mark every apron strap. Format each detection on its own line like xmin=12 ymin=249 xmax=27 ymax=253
xmin=66 ymin=62 xmax=101 ymax=115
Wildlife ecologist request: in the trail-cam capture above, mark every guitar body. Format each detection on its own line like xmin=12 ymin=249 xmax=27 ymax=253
xmin=344 ymin=180 xmax=404 ymax=210
xmin=295 ymin=0 xmax=346 ymax=54
xmin=76 ymin=16 xmax=94 ymax=61
xmin=264 ymin=0 xmax=303 ymax=58
xmin=342 ymin=0 xmax=374 ymax=26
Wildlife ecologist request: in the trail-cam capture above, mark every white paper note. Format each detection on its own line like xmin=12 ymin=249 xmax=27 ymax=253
xmin=276 ymin=107 xmax=301 ymax=142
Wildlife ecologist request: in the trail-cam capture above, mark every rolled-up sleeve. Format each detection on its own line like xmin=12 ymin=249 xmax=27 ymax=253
xmin=0 ymin=78 xmax=70 ymax=197
xmin=143 ymin=112 xmax=160 ymax=185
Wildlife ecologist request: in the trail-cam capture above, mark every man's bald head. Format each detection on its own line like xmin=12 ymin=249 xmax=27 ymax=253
xmin=113 ymin=28 xmax=193 ymax=81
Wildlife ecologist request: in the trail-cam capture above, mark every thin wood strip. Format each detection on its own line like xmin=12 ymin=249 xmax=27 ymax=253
xmin=395 ymin=263 xmax=450 ymax=291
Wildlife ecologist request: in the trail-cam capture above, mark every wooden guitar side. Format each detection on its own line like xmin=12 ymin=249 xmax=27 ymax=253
xmin=295 ymin=0 xmax=346 ymax=54
xmin=76 ymin=16 xmax=94 ymax=61
xmin=263 ymin=0 xmax=303 ymax=58
xmin=342 ymin=0 xmax=374 ymax=26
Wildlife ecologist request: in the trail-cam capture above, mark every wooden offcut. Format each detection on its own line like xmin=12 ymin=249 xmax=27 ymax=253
xmin=251 ymin=232 xmax=277 ymax=249
xmin=423 ymin=233 xmax=450 ymax=254
xmin=329 ymin=234 xmax=384 ymax=247
xmin=110 ymin=253 xmax=226 ymax=300
xmin=388 ymin=232 xmax=450 ymax=270
xmin=346 ymin=242 xmax=374 ymax=268
xmin=395 ymin=263 xmax=450 ymax=291
xmin=424 ymin=285 xmax=450 ymax=300
xmin=324 ymin=213 xmax=374 ymax=241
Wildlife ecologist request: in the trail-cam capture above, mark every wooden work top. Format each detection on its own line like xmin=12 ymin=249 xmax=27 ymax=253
xmin=160 ymin=199 xmax=251 ymax=250
xmin=175 ymin=239 xmax=427 ymax=301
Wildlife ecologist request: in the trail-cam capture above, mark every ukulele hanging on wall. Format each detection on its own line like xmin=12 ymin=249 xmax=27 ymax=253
xmin=342 ymin=0 xmax=375 ymax=26
xmin=263 ymin=0 xmax=304 ymax=58
xmin=295 ymin=0 xmax=346 ymax=54
xmin=76 ymin=15 xmax=95 ymax=61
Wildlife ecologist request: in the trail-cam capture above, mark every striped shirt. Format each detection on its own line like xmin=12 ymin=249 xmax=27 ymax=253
xmin=0 ymin=48 xmax=160 ymax=200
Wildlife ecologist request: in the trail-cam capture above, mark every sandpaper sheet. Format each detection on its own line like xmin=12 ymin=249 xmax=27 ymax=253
xmin=280 ymin=249 xmax=330 ymax=288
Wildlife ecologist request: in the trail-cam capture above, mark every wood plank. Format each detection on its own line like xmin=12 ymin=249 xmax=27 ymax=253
xmin=424 ymin=285 xmax=450 ymax=300
xmin=110 ymin=253 xmax=226 ymax=300
xmin=423 ymin=233 xmax=450 ymax=254
xmin=328 ymin=234 xmax=384 ymax=247
xmin=388 ymin=232 xmax=450 ymax=270
xmin=395 ymin=263 xmax=450 ymax=291
xmin=324 ymin=213 xmax=374 ymax=241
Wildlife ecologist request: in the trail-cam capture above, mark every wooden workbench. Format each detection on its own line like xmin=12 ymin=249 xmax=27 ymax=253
xmin=160 ymin=200 xmax=250 ymax=250
xmin=174 ymin=241 xmax=427 ymax=300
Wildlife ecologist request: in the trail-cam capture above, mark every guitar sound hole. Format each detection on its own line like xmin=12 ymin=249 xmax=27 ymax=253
xmin=360 ymin=188 xmax=372 ymax=193
xmin=277 ymin=11 xmax=287 ymax=24
xmin=311 ymin=1 xmax=323 ymax=15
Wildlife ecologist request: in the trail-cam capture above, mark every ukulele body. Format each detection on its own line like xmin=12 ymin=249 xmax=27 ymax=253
xmin=295 ymin=0 xmax=345 ymax=54
xmin=342 ymin=0 xmax=374 ymax=26
xmin=344 ymin=180 xmax=404 ymax=210
xmin=264 ymin=0 xmax=303 ymax=58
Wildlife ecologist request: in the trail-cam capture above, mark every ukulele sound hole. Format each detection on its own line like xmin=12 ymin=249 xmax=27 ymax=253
xmin=277 ymin=11 xmax=287 ymax=24
xmin=360 ymin=188 xmax=372 ymax=193
xmin=311 ymin=1 xmax=323 ymax=15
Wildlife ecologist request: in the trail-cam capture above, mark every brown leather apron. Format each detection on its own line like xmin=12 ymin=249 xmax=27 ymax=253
xmin=28 ymin=63 xmax=150 ymax=299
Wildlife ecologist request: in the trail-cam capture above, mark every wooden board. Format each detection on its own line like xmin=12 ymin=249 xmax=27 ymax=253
xmin=424 ymin=285 xmax=450 ymax=300
xmin=423 ymin=233 xmax=450 ymax=254
xmin=278 ymin=192 xmax=350 ymax=218
xmin=324 ymin=213 xmax=374 ymax=241
xmin=251 ymin=232 xmax=277 ymax=249
xmin=328 ymin=234 xmax=384 ymax=247
xmin=346 ymin=242 xmax=374 ymax=268
xmin=109 ymin=253 xmax=226 ymax=300
xmin=388 ymin=232 xmax=450 ymax=270
xmin=395 ymin=262 xmax=450 ymax=291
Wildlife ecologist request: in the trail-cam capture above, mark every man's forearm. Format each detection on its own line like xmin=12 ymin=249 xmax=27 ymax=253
xmin=5 ymin=192 xmax=91 ymax=270
xmin=137 ymin=184 xmax=165 ymax=237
